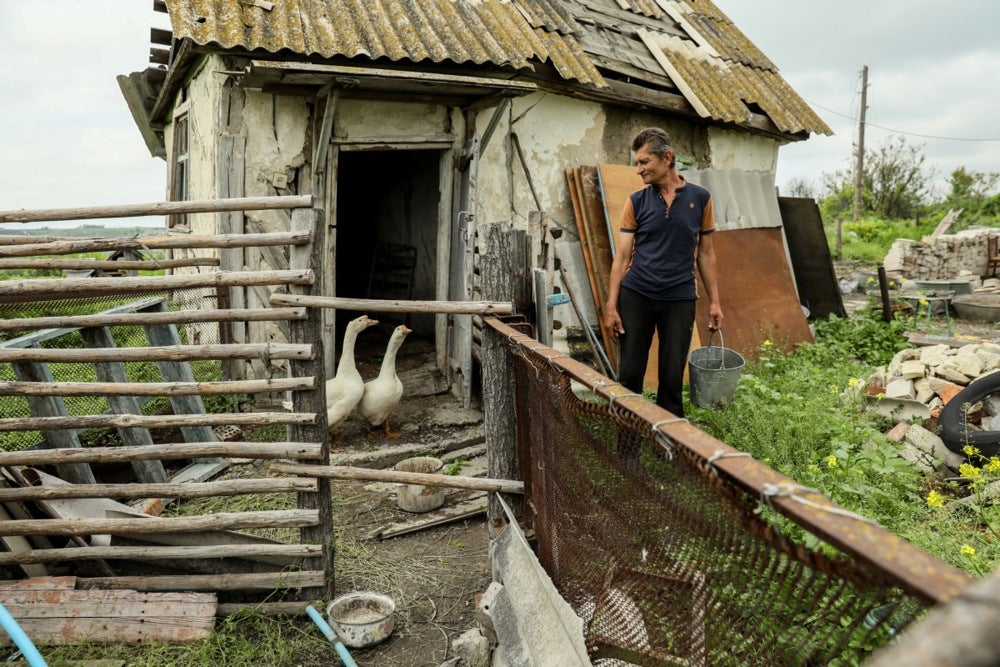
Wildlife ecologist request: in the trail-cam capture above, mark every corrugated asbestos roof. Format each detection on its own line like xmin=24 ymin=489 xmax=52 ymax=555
xmin=164 ymin=0 xmax=603 ymax=85
xmin=157 ymin=0 xmax=829 ymax=137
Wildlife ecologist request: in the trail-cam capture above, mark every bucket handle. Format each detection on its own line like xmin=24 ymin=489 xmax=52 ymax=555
xmin=706 ymin=328 xmax=725 ymax=351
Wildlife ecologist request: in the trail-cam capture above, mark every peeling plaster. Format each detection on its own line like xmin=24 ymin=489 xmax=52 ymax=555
xmin=707 ymin=127 xmax=780 ymax=172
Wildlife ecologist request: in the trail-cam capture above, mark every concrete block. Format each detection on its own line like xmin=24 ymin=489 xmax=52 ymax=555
xmin=914 ymin=378 xmax=934 ymax=404
xmin=938 ymin=366 xmax=971 ymax=385
xmin=885 ymin=378 xmax=915 ymax=400
xmin=904 ymin=424 xmax=964 ymax=474
xmin=900 ymin=361 xmax=926 ymax=380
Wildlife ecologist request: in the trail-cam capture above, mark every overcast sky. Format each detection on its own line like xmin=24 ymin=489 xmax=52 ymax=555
xmin=0 ymin=1 xmax=997 ymax=229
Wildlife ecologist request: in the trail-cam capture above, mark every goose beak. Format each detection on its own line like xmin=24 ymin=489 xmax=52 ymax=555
xmin=401 ymin=325 xmax=413 ymax=335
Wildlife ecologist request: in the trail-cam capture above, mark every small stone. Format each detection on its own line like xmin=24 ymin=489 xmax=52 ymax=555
xmin=938 ymin=383 xmax=966 ymax=405
xmin=885 ymin=378 xmax=915 ymax=400
xmin=900 ymin=360 xmax=926 ymax=380
xmin=885 ymin=422 xmax=910 ymax=443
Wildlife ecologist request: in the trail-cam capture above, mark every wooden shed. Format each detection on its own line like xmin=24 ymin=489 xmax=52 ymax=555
xmin=119 ymin=0 xmax=831 ymax=401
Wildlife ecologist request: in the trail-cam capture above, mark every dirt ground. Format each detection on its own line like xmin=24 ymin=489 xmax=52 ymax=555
xmin=315 ymin=324 xmax=494 ymax=667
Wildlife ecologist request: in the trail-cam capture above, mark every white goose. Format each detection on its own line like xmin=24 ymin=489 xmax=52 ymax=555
xmin=325 ymin=314 xmax=378 ymax=439
xmin=357 ymin=324 xmax=412 ymax=438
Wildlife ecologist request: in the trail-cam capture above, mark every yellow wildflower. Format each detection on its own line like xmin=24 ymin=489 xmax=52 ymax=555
xmin=960 ymin=463 xmax=981 ymax=479
xmin=847 ymin=377 xmax=862 ymax=388
xmin=964 ymin=445 xmax=980 ymax=457
xmin=960 ymin=544 xmax=976 ymax=557
xmin=986 ymin=457 xmax=1000 ymax=475
xmin=926 ymin=490 xmax=944 ymax=508
xmin=825 ymin=455 xmax=838 ymax=468
xmin=763 ymin=339 xmax=772 ymax=348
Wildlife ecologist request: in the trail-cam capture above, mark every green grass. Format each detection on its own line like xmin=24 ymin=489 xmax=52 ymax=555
xmin=687 ymin=308 xmax=1000 ymax=576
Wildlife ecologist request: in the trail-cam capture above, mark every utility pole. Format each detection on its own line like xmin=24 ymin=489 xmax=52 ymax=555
xmin=852 ymin=65 xmax=868 ymax=222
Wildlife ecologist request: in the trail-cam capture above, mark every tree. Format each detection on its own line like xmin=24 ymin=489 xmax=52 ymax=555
xmin=782 ymin=176 xmax=816 ymax=199
xmin=944 ymin=167 xmax=1000 ymax=218
xmin=819 ymin=136 xmax=934 ymax=220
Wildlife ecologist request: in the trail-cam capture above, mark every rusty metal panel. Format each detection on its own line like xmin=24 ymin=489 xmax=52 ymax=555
xmin=778 ymin=196 xmax=848 ymax=320
xmin=695 ymin=226 xmax=813 ymax=362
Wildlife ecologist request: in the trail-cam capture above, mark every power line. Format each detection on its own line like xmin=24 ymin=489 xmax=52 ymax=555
xmin=805 ymin=98 xmax=1000 ymax=142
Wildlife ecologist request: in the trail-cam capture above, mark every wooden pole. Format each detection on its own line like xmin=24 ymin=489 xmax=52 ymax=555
xmin=0 ymin=376 xmax=312 ymax=397
xmin=0 ymin=343 xmax=313 ymax=363
xmin=0 ymin=307 xmax=307 ymax=333
xmin=0 ymin=411 xmax=315 ymax=432
xmin=271 ymin=462 xmax=524 ymax=494
xmin=0 ymin=257 xmax=219 ymax=271
xmin=878 ymin=266 xmax=893 ymax=323
xmin=0 ymin=441 xmax=320 ymax=466
xmin=852 ymin=65 xmax=868 ymax=222
xmin=0 ymin=509 xmax=319 ymax=537
xmin=270 ymin=293 xmax=514 ymax=315
xmin=0 ymin=477 xmax=316 ymax=502
xmin=78 ymin=571 xmax=324 ymax=592
xmin=479 ymin=223 xmax=524 ymax=530
xmin=0 ymin=194 xmax=312 ymax=223
xmin=0 ymin=544 xmax=322 ymax=566
xmin=0 ymin=269 xmax=312 ymax=297
xmin=0 ymin=231 xmax=311 ymax=258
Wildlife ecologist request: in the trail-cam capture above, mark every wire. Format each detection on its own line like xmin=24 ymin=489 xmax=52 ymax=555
xmin=806 ymin=97 xmax=1000 ymax=142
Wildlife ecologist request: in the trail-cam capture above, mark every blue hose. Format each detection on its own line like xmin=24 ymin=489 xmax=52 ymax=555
xmin=0 ymin=601 xmax=46 ymax=666
xmin=305 ymin=605 xmax=358 ymax=667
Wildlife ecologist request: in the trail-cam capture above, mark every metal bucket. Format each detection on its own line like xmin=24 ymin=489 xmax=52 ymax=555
xmin=687 ymin=330 xmax=745 ymax=408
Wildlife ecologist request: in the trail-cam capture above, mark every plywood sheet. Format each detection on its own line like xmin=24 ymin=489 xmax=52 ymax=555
xmin=695 ymin=227 xmax=812 ymax=361
xmin=576 ymin=167 xmax=618 ymax=370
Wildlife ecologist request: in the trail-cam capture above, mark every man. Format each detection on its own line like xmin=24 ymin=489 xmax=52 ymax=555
xmin=604 ymin=127 xmax=723 ymax=418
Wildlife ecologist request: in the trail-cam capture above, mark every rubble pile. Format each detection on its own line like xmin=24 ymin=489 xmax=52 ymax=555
xmin=883 ymin=229 xmax=995 ymax=280
xmin=864 ymin=342 xmax=1000 ymax=476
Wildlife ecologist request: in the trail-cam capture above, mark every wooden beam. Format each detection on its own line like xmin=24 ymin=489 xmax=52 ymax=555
xmin=0 ymin=307 xmax=307 ymax=333
xmin=271 ymin=293 xmax=514 ymax=315
xmin=0 ymin=257 xmax=218 ymax=271
xmin=0 ymin=411 xmax=315 ymax=433
xmin=271 ymin=462 xmax=523 ymax=494
xmin=0 ymin=195 xmax=312 ymax=223
xmin=0 ymin=477 xmax=316 ymax=503
xmin=0 ymin=231 xmax=311 ymax=257
xmin=0 ymin=269 xmax=312 ymax=297
xmin=0 ymin=509 xmax=319 ymax=537
xmin=0 ymin=543 xmax=322 ymax=566
xmin=0 ymin=441 xmax=321 ymax=466
xmin=78 ymin=570 xmax=325 ymax=592
xmin=0 ymin=376 xmax=313 ymax=397
xmin=0 ymin=342 xmax=312 ymax=363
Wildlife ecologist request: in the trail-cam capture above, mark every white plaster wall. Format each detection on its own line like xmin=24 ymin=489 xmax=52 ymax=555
xmin=706 ymin=127 xmax=780 ymax=172
xmin=241 ymin=90 xmax=310 ymax=235
xmin=335 ymin=100 xmax=452 ymax=140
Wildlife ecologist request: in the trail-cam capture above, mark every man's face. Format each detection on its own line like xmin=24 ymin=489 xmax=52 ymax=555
xmin=634 ymin=144 xmax=672 ymax=185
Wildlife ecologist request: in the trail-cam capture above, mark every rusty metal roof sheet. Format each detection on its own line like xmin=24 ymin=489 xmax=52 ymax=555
xmin=164 ymin=0 xmax=601 ymax=85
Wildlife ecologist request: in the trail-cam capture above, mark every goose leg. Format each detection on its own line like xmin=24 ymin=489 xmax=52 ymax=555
xmin=383 ymin=420 xmax=401 ymax=438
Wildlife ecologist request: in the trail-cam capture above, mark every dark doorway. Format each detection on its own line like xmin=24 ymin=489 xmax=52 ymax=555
xmin=334 ymin=149 xmax=441 ymax=348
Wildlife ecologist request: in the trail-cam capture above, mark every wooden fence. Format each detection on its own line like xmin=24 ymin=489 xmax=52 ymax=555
xmin=0 ymin=196 xmax=332 ymax=605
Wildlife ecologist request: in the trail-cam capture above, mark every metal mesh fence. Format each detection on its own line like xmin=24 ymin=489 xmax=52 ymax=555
xmin=510 ymin=351 xmax=935 ymax=666
xmin=0 ymin=288 xmax=223 ymax=451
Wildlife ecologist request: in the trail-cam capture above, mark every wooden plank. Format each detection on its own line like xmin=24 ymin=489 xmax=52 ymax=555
xmin=0 ymin=544 xmax=322 ymax=566
xmin=0 ymin=194 xmax=312 ymax=224
xmin=0 ymin=231 xmax=311 ymax=259
xmin=0 ymin=502 xmax=46 ymax=578
xmin=574 ymin=167 xmax=619 ymax=371
xmin=0 ymin=307 xmax=307 ymax=335
xmin=78 ymin=571 xmax=324 ymax=592
xmin=0 ymin=576 xmax=76 ymax=590
xmin=0 ymin=257 xmax=219 ymax=271
xmin=11 ymin=361 xmax=96 ymax=485
xmin=0 ymin=588 xmax=216 ymax=645
xmin=0 ymin=441 xmax=321 ymax=466
xmin=0 ymin=509 xmax=320 ymax=537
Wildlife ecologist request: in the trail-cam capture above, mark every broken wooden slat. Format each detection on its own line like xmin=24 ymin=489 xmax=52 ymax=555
xmin=78 ymin=570 xmax=324 ymax=592
xmin=0 ymin=502 xmax=46 ymax=578
xmin=0 ymin=476 xmax=316 ymax=503
xmin=0 ymin=307 xmax=307 ymax=333
xmin=0 ymin=509 xmax=319 ymax=537
xmin=0 ymin=342 xmax=312 ymax=363
xmin=0 ymin=411 xmax=315 ymax=432
xmin=0 ymin=441 xmax=321 ymax=466
xmin=0 ymin=543 xmax=322 ymax=566
xmin=373 ymin=495 xmax=488 ymax=540
xmin=0 ymin=588 xmax=216 ymax=645
xmin=271 ymin=462 xmax=524 ymax=494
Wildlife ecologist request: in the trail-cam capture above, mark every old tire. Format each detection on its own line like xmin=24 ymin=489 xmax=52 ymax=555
xmin=938 ymin=371 xmax=1000 ymax=457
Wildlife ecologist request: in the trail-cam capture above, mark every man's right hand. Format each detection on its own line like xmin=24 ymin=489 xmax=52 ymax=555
xmin=604 ymin=307 xmax=624 ymax=339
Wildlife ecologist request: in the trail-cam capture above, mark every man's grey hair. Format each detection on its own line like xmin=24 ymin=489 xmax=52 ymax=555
xmin=632 ymin=127 xmax=675 ymax=167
